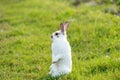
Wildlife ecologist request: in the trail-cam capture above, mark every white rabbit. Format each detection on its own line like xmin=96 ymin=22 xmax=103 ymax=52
xmin=49 ymin=21 xmax=72 ymax=77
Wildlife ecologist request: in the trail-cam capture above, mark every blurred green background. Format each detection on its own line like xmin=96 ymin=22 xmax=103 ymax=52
xmin=0 ymin=0 xmax=120 ymax=80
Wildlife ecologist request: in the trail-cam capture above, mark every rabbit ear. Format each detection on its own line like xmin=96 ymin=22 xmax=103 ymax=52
xmin=60 ymin=23 xmax=64 ymax=33
xmin=63 ymin=21 xmax=69 ymax=31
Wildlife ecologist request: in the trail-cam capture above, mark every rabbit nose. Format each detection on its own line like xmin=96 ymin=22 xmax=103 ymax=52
xmin=51 ymin=35 xmax=53 ymax=38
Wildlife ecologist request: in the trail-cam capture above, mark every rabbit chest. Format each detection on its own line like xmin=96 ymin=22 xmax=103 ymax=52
xmin=51 ymin=39 xmax=70 ymax=54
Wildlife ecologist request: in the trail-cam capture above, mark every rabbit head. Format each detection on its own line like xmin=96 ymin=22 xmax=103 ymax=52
xmin=51 ymin=21 xmax=69 ymax=41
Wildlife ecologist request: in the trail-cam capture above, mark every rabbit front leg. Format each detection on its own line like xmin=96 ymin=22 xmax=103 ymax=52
xmin=52 ymin=54 xmax=62 ymax=64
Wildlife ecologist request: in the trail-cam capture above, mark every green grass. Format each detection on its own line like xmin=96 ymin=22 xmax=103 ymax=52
xmin=0 ymin=0 xmax=120 ymax=80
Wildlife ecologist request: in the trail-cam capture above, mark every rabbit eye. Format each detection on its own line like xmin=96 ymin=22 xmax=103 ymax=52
xmin=55 ymin=33 xmax=59 ymax=35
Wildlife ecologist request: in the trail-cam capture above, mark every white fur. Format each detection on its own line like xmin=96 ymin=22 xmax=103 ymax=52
xmin=49 ymin=30 xmax=72 ymax=77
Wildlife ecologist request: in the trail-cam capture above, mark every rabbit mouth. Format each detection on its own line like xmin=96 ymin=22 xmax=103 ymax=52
xmin=51 ymin=35 xmax=53 ymax=39
xmin=51 ymin=35 xmax=59 ymax=39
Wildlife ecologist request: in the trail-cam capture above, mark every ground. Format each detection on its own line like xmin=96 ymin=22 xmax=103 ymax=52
xmin=0 ymin=0 xmax=120 ymax=80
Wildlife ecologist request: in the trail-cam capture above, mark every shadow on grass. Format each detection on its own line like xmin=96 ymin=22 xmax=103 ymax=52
xmin=38 ymin=74 xmax=63 ymax=80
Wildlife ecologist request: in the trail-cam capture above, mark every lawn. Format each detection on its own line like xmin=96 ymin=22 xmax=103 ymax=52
xmin=0 ymin=0 xmax=120 ymax=80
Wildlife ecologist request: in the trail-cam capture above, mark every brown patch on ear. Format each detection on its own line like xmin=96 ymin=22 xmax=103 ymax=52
xmin=60 ymin=23 xmax=64 ymax=33
xmin=60 ymin=21 xmax=69 ymax=34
